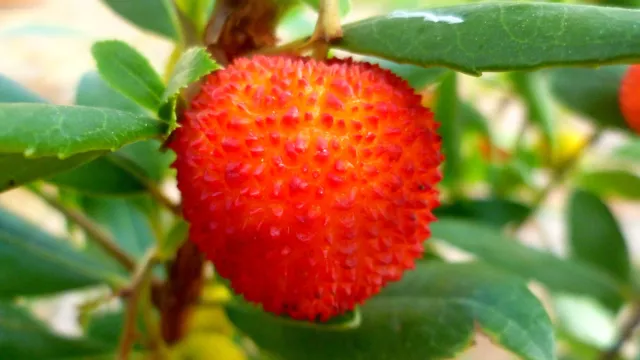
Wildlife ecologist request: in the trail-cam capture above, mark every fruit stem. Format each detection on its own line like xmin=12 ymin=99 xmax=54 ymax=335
xmin=28 ymin=185 xmax=137 ymax=272
xmin=253 ymin=0 xmax=343 ymax=59
xmin=117 ymin=248 xmax=159 ymax=360
xmin=311 ymin=0 xmax=343 ymax=43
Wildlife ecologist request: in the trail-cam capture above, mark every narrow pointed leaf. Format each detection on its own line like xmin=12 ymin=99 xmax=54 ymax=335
xmin=434 ymin=198 xmax=530 ymax=228
xmin=434 ymin=72 xmax=461 ymax=189
xmin=92 ymin=40 xmax=166 ymax=111
xmin=75 ymin=71 xmax=174 ymax=182
xmin=0 ymin=103 xmax=168 ymax=158
xmin=227 ymin=262 xmax=554 ymax=360
xmin=0 ymin=151 xmax=103 ymax=192
xmin=336 ymin=3 xmax=640 ymax=75
xmin=101 ymin=0 xmax=181 ymax=40
xmin=431 ymin=218 xmax=627 ymax=308
xmin=47 ymin=154 xmax=147 ymax=196
xmin=0 ymin=74 xmax=46 ymax=103
xmin=81 ymin=196 xmax=155 ymax=260
xmin=0 ymin=75 xmax=106 ymax=190
xmin=162 ymin=47 xmax=219 ymax=103
xmin=175 ymin=0 xmax=215 ymax=36
xmin=0 ymin=207 xmax=122 ymax=298
xmin=509 ymin=71 xmax=555 ymax=147
xmin=568 ymin=189 xmax=631 ymax=284
xmin=76 ymin=71 xmax=147 ymax=115
xmin=547 ymin=65 xmax=628 ymax=130
xmin=577 ymin=169 xmax=640 ymax=201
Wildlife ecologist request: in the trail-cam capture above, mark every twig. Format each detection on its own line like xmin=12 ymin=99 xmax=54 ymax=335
xmin=117 ymin=248 xmax=158 ymax=360
xmin=600 ymin=301 xmax=640 ymax=360
xmin=160 ymin=241 xmax=205 ymax=344
xmin=29 ymin=186 xmax=136 ymax=272
xmin=140 ymin=275 xmax=167 ymax=359
xmin=106 ymin=155 xmax=182 ymax=217
xmin=511 ymin=129 xmax=603 ymax=230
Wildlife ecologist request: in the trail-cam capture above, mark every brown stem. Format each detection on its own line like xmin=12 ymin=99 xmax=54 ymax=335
xmin=203 ymin=0 xmax=280 ymax=64
xmin=117 ymin=249 xmax=157 ymax=360
xmin=29 ymin=186 xmax=136 ymax=272
xmin=160 ymin=240 xmax=205 ymax=344
xmin=600 ymin=302 xmax=640 ymax=360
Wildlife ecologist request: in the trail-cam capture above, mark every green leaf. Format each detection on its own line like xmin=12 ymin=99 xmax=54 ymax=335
xmin=76 ymin=71 xmax=147 ymax=115
xmin=576 ymin=169 xmax=640 ymax=201
xmin=0 ymin=103 xmax=168 ymax=158
xmin=434 ymin=198 xmax=530 ymax=228
xmin=91 ymin=40 xmax=166 ymax=111
xmin=597 ymin=0 xmax=640 ymax=8
xmin=0 ymin=75 xmax=109 ymax=191
xmin=101 ymin=0 xmax=181 ymax=40
xmin=175 ymin=0 xmax=215 ymax=35
xmin=301 ymin=0 xmax=351 ymax=17
xmin=0 ymin=151 xmax=103 ymax=192
xmin=116 ymin=140 xmax=174 ymax=182
xmin=364 ymin=58 xmax=449 ymax=90
xmin=47 ymin=154 xmax=147 ymax=196
xmin=159 ymin=219 xmax=189 ymax=260
xmin=81 ymin=196 xmax=155 ymax=260
xmin=553 ymin=294 xmax=616 ymax=351
xmin=75 ymin=71 xmax=174 ymax=182
xmin=509 ymin=71 xmax=555 ymax=148
xmin=227 ymin=262 xmax=554 ymax=360
xmin=161 ymin=46 xmax=219 ymax=107
xmin=0 ymin=207 xmax=122 ymax=298
xmin=0 ymin=302 xmax=110 ymax=359
xmin=434 ymin=72 xmax=461 ymax=190
xmin=0 ymin=74 xmax=46 ymax=103
xmin=547 ymin=66 xmax=628 ymax=130
xmin=568 ymin=189 xmax=631 ymax=285
xmin=431 ymin=218 xmax=627 ymax=308
xmin=613 ymin=138 xmax=640 ymax=162
xmin=336 ymin=3 xmax=640 ymax=75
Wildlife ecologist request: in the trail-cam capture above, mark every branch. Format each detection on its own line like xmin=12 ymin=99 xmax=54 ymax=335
xmin=117 ymin=248 xmax=158 ymax=360
xmin=29 ymin=186 xmax=136 ymax=272
xmin=600 ymin=302 xmax=640 ymax=360
xmin=510 ymin=128 xmax=603 ymax=231
xmin=160 ymin=241 xmax=205 ymax=344
xmin=105 ymin=155 xmax=182 ymax=218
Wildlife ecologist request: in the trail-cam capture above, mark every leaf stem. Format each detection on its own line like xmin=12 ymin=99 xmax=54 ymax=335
xmin=600 ymin=301 xmax=640 ymax=360
xmin=117 ymin=248 xmax=158 ymax=360
xmin=28 ymin=185 xmax=136 ymax=272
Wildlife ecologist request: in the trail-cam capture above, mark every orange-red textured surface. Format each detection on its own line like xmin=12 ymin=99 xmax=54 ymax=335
xmin=621 ymin=64 xmax=640 ymax=134
xmin=169 ymin=55 xmax=443 ymax=321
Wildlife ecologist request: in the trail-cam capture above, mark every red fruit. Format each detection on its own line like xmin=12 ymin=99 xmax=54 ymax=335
xmin=169 ymin=55 xmax=443 ymax=321
xmin=620 ymin=64 xmax=640 ymax=134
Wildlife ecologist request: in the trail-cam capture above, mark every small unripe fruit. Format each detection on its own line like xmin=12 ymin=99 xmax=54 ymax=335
xmin=620 ymin=64 xmax=640 ymax=134
xmin=170 ymin=55 xmax=443 ymax=321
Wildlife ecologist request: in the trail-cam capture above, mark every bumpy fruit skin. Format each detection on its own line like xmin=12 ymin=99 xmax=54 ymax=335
xmin=620 ymin=64 xmax=640 ymax=134
xmin=170 ymin=55 xmax=443 ymax=321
